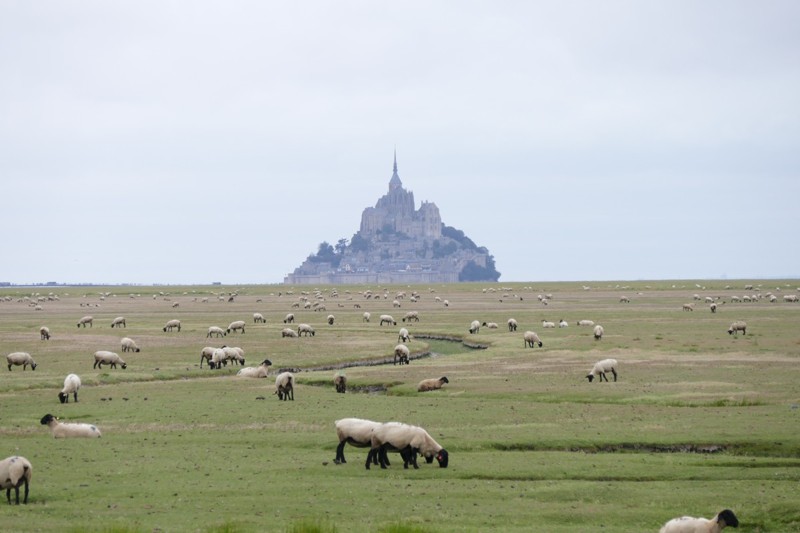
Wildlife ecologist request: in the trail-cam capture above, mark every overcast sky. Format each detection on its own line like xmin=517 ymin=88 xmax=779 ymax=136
xmin=1 ymin=1 xmax=798 ymax=285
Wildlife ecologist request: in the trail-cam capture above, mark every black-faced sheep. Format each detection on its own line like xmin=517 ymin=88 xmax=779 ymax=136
xmin=523 ymin=331 xmax=543 ymax=348
xmin=469 ymin=320 xmax=480 ymax=334
xmin=283 ymin=313 xmax=295 ymax=324
xmin=199 ymin=346 xmax=216 ymax=368
xmin=593 ymin=324 xmax=605 ymax=340
xmin=236 ymin=359 xmax=272 ymax=378
xmin=0 ymin=456 xmax=32 ymax=505
xmin=58 ymin=373 xmax=81 ymax=403
xmin=334 ymin=418 xmax=385 ymax=465
xmin=558 ymin=319 xmax=568 ymax=328
xmin=281 ymin=328 xmax=299 ymax=338
xmin=394 ymin=344 xmax=410 ymax=365
xmin=365 ymin=422 xmax=448 ymax=470
xmin=275 ymin=371 xmax=294 ymax=400
xmin=6 ymin=352 xmax=37 ymax=371
xmin=727 ymin=321 xmax=746 ymax=336
xmin=379 ymin=315 xmax=397 ymax=326
xmin=577 ymin=320 xmax=595 ymax=326
xmin=39 ymin=326 xmax=50 ymax=340
xmin=297 ymin=324 xmax=315 ymax=337
xmin=327 ymin=314 xmax=335 ymax=325
xmin=77 ymin=316 xmax=93 ymax=328
xmin=227 ymin=320 xmax=246 ymax=334
xmin=362 ymin=312 xmax=371 ymax=323
xmin=253 ymin=313 xmax=266 ymax=323
xmin=682 ymin=303 xmax=695 ymax=312
xmin=334 ymin=373 xmax=347 ymax=394
xmin=163 ymin=319 xmax=181 ymax=332
xmin=417 ymin=376 xmax=448 ymax=392
xmin=659 ymin=509 xmax=739 ymax=533
xmin=507 ymin=318 xmax=518 ymax=332
xmin=93 ymin=351 xmax=127 ymax=370
xmin=110 ymin=316 xmax=126 ymax=328
xmin=398 ymin=327 xmax=410 ymax=343
xmin=40 ymin=414 xmax=101 ymax=438
xmin=120 ymin=337 xmax=140 ymax=353
xmin=586 ymin=358 xmax=618 ymax=383
xmin=207 ymin=326 xmax=227 ymax=338
xmin=542 ymin=320 xmax=556 ymax=329
xmin=482 ymin=321 xmax=499 ymax=329
xmin=402 ymin=311 xmax=419 ymax=322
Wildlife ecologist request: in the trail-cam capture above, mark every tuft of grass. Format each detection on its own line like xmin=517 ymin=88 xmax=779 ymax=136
xmin=284 ymin=521 xmax=338 ymax=533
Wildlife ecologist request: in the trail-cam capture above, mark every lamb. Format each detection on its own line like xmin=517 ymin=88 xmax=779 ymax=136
xmin=275 ymin=371 xmax=294 ymax=400
xmin=110 ymin=316 xmax=126 ymax=328
xmin=542 ymin=320 xmax=556 ymax=328
xmin=394 ymin=344 xmax=410 ymax=365
xmin=365 ymin=422 xmax=449 ymax=470
xmin=362 ymin=312 xmax=371 ymax=323
xmin=482 ymin=321 xmax=499 ymax=329
xmin=523 ymin=331 xmax=543 ymax=348
xmin=659 ymin=509 xmax=739 ymax=533
xmin=163 ymin=319 xmax=181 ymax=332
xmin=558 ymin=319 xmax=569 ymax=328
xmin=327 ymin=314 xmax=335 ymax=325
xmin=469 ymin=320 xmax=481 ymax=334
xmin=120 ymin=337 xmax=141 ymax=353
xmin=297 ymin=323 xmax=315 ymax=337
xmin=93 ymin=350 xmax=127 ymax=370
xmin=577 ymin=320 xmax=595 ymax=326
xmin=283 ymin=313 xmax=295 ymax=324
xmin=586 ymin=358 xmax=618 ymax=382
xmin=507 ymin=318 xmax=518 ymax=332
xmin=236 ymin=359 xmax=272 ymax=378
xmin=727 ymin=321 xmax=747 ymax=336
xmin=40 ymin=413 xmax=101 ymax=438
xmin=39 ymin=326 xmax=51 ymax=340
xmin=402 ymin=311 xmax=419 ymax=322
xmin=0 ymin=455 xmax=32 ymax=505
xmin=379 ymin=315 xmax=397 ymax=326
xmin=593 ymin=324 xmax=605 ymax=340
xmin=281 ymin=327 xmax=299 ymax=338
xmin=334 ymin=373 xmax=347 ymax=393
xmin=398 ymin=327 xmax=410 ymax=343
xmin=333 ymin=418 xmax=384 ymax=465
xmin=58 ymin=373 xmax=81 ymax=403
xmin=77 ymin=315 xmax=93 ymax=328
xmin=226 ymin=320 xmax=246 ymax=334
xmin=207 ymin=326 xmax=227 ymax=338
xmin=6 ymin=352 xmax=37 ymax=371
xmin=253 ymin=312 xmax=266 ymax=323
xmin=417 ymin=376 xmax=449 ymax=392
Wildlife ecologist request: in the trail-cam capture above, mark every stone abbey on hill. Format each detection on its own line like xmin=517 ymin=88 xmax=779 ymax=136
xmin=284 ymin=155 xmax=500 ymax=285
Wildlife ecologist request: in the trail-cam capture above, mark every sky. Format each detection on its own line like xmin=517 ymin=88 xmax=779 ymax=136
xmin=1 ymin=1 xmax=798 ymax=285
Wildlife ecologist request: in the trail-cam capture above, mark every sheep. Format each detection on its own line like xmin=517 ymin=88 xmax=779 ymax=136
xmin=659 ymin=509 xmax=739 ymax=533
xmin=283 ymin=313 xmax=295 ymax=324
xmin=710 ymin=303 xmax=718 ymax=313
xmin=120 ymin=337 xmax=140 ymax=353
xmin=207 ymin=326 xmax=227 ymax=338
xmin=77 ymin=315 xmax=93 ymax=328
xmin=523 ymin=331 xmax=543 ymax=348
xmin=281 ymin=327 xmax=299 ymax=338
xmin=619 ymin=296 xmax=630 ymax=303
xmin=226 ymin=320 xmax=246 ymax=334
xmin=586 ymin=358 xmax=618 ymax=382
xmin=163 ymin=319 xmax=181 ymax=332
xmin=507 ymin=318 xmax=518 ymax=332
xmin=222 ymin=346 xmax=245 ymax=366
xmin=0 ymin=455 xmax=32 ymax=505
xmin=469 ymin=320 xmax=480 ymax=334
xmin=402 ymin=311 xmax=419 ymax=322
xmin=297 ymin=323 xmax=315 ymax=337
xmin=236 ymin=359 xmax=272 ymax=378
xmin=39 ymin=326 xmax=50 ymax=340
xmin=379 ymin=314 xmax=397 ymax=326
xmin=593 ymin=324 xmax=605 ymax=340
xmin=93 ymin=350 xmax=127 ymax=370
xmin=727 ymin=321 xmax=747 ymax=336
xmin=394 ymin=344 xmax=410 ymax=365
xmin=577 ymin=319 xmax=595 ymax=326
xmin=333 ymin=418 xmax=384 ymax=465
xmin=40 ymin=413 xmax=101 ymax=438
xmin=398 ymin=327 xmax=410 ymax=343
xmin=327 ymin=314 xmax=335 ymax=325
xmin=362 ymin=312 xmax=371 ymax=323
xmin=417 ymin=376 xmax=449 ymax=392
xmin=110 ymin=316 xmax=126 ymax=328
xmin=334 ymin=373 xmax=347 ymax=394
xmin=58 ymin=373 xmax=81 ymax=403
xmin=253 ymin=312 xmax=266 ymax=324
xmin=392 ymin=299 xmax=401 ymax=308
xmin=208 ymin=348 xmax=228 ymax=369
xmin=482 ymin=321 xmax=499 ymax=329
xmin=542 ymin=320 xmax=556 ymax=329
xmin=682 ymin=303 xmax=695 ymax=312
xmin=558 ymin=319 xmax=568 ymax=328
xmin=6 ymin=352 xmax=37 ymax=371
xmin=365 ymin=422 xmax=449 ymax=470
xmin=275 ymin=371 xmax=294 ymax=400
xmin=200 ymin=346 xmax=217 ymax=367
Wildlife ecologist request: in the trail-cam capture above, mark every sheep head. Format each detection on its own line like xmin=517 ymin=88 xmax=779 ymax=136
xmin=436 ymin=449 xmax=449 ymax=468
xmin=718 ymin=509 xmax=739 ymax=528
xmin=40 ymin=414 xmax=56 ymax=425
xmin=58 ymin=392 xmax=68 ymax=404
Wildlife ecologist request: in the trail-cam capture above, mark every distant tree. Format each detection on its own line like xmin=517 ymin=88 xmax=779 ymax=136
xmin=442 ymin=225 xmax=478 ymax=250
xmin=335 ymin=238 xmax=348 ymax=255
xmin=350 ymin=233 xmax=369 ymax=253
xmin=459 ymin=258 xmax=501 ymax=282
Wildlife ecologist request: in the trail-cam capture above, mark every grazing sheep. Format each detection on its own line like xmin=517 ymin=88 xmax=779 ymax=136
xmin=236 ymin=359 xmax=272 ymax=378
xmin=199 ymin=346 xmax=217 ymax=368
xmin=163 ymin=319 xmax=181 ymax=332
xmin=0 ymin=456 xmax=32 ymax=505
xmin=58 ymin=374 xmax=81 ymax=403
xmin=523 ymin=331 xmax=543 ymax=348
xmin=577 ymin=320 xmax=595 ymax=326
xmin=327 ymin=314 xmax=335 ymax=325
xmin=207 ymin=326 xmax=227 ymax=338
xmin=77 ymin=316 xmax=93 ymax=328
xmin=275 ymin=371 xmax=294 ymax=400
xmin=334 ymin=418 xmax=384 ymax=465
xmin=586 ymin=358 xmax=618 ymax=383
xmin=334 ymin=373 xmax=347 ymax=393
xmin=379 ymin=315 xmax=397 ymax=326
xmin=659 ymin=509 xmax=739 ymax=533
xmin=727 ymin=321 xmax=747 ymax=336
xmin=619 ymin=296 xmax=630 ymax=303
xmin=482 ymin=321 xmax=499 ymax=329
xmin=93 ymin=351 xmax=127 ymax=370
xmin=283 ymin=313 xmax=295 ymax=324
xmin=281 ymin=327 xmax=299 ymax=338
xmin=417 ymin=376 xmax=449 ymax=392
xmin=297 ymin=324 xmax=315 ymax=337
xmin=469 ymin=320 xmax=481 ymax=334
xmin=6 ymin=352 xmax=37 ymax=371
xmin=710 ymin=303 xmax=718 ymax=313
xmin=253 ymin=312 xmax=266 ymax=323
xmin=362 ymin=312 xmax=371 ymax=323
xmin=542 ymin=320 xmax=556 ymax=329
xmin=226 ymin=320 xmax=246 ymax=334
xmin=393 ymin=344 xmax=410 ymax=365
xmin=682 ymin=303 xmax=695 ymax=312
xmin=402 ymin=311 xmax=419 ymax=322
xmin=593 ymin=324 xmax=605 ymax=340
xmin=366 ymin=422 xmax=449 ymax=470
xmin=110 ymin=316 xmax=126 ymax=328
xmin=222 ymin=346 xmax=245 ymax=366
xmin=507 ymin=318 xmax=518 ymax=332
xmin=398 ymin=327 xmax=410 ymax=343
xmin=40 ymin=414 xmax=101 ymax=438
xmin=120 ymin=337 xmax=141 ymax=353
xmin=39 ymin=326 xmax=50 ymax=340
xmin=208 ymin=348 xmax=228 ymax=369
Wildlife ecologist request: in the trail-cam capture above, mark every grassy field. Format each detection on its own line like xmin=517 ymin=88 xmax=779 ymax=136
xmin=1 ymin=280 xmax=799 ymax=532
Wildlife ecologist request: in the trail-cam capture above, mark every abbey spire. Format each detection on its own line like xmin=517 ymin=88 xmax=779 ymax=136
xmin=389 ymin=148 xmax=402 ymax=191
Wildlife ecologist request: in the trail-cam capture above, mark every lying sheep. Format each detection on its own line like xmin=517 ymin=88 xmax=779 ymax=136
xmin=469 ymin=320 xmax=480 ymax=334
xmin=542 ymin=320 xmax=556 ymax=329
xmin=507 ymin=318 xmax=518 ymax=332
xmin=727 ymin=321 xmax=747 ymax=336
xmin=0 ymin=455 xmax=32 ymax=505
xmin=366 ymin=422 xmax=449 ymax=470
xmin=417 ymin=376 xmax=449 ymax=392
xmin=283 ymin=313 xmax=295 ymax=324
xmin=40 ymin=413 xmax=101 ymax=438
xmin=236 ymin=359 xmax=272 ymax=378
xmin=93 ymin=351 xmax=127 ymax=370
xmin=394 ymin=344 xmax=410 ymax=365
xmin=362 ymin=312 xmax=371 ymax=323
xmin=334 ymin=418 xmax=384 ymax=465
xmin=398 ymin=327 xmax=410 ymax=343
xmin=586 ymin=358 xmax=618 ymax=383
xmin=334 ymin=373 xmax=347 ymax=394
xmin=281 ymin=328 xmax=299 ymax=338
xmin=120 ymin=337 xmax=140 ymax=353
xmin=593 ymin=324 xmax=605 ymax=340
xmin=227 ymin=320 xmax=246 ymax=334
xmin=659 ymin=509 xmax=739 ymax=533
xmin=297 ymin=324 xmax=315 ymax=337
xmin=58 ymin=373 xmax=81 ymax=403
xmin=77 ymin=316 xmax=93 ymax=328
xmin=327 ymin=314 xmax=335 ymax=325
xmin=207 ymin=326 xmax=227 ymax=338
xmin=275 ymin=371 xmax=294 ymax=400
xmin=6 ymin=352 xmax=37 ymax=371
xmin=110 ymin=316 xmax=126 ymax=328
xmin=559 ymin=319 xmax=568 ymax=328
xmin=523 ymin=331 xmax=543 ymax=348
xmin=253 ymin=312 xmax=266 ymax=323
xmin=577 ymin=320 xmax=595 ymax=326
xmin=482 ymin=321 xmax=499 ymax=329
xmin=379 ymin=315 xmax=397 ymax=326
xmin=163 ymin=319 xmax=181 ymax=332
xmin=39 ymin=326 xmax=50 ymax=340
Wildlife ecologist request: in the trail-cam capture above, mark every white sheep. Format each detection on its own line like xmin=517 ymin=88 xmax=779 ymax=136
xmin=542 ymin=320 xmax=556 ymax=329
xmin=365 ymin=422 xmax=449 ymax=470
xmin=417 ymin=376 xmax=449 ymax=392
xmin=710 ymin=303 xmax=718 ymax=313
xmin=297 ymin=324 xmax=315 ymax=337
xmin=507 ymin=318 xmax=518 ymax=332
xmin=586 ymin=358 xmax=618 ymax=383
xmin=163 ymin=319 xmax=181 ymax=332
xmin=334 ymin=373 xmax=347 ymax=394
xmin=558 ymin=319 xmax=569 ymax=328
xmin=207 ymin=326 xmax=227 ymax=338
xmin=362 ymin=312 xmax=371 ymax=323
xmin=208 ymin=348 xmax=228 ymax=369
xmin=682 ymin=303 xmax=695 ymax=312
xmin=577 ymin=320 xmax=595 ymax=326
xmin=283 ymin=313 xmax=295 ymax=323
xmin=593 ymin=324 xmax=605 ymax=340
xmin=469 ymin=320 xmax=481 ymax=334
xmin=659 ymin=509 xmax=739 ymax=533
xmin=379 ymin=315 xmax=397 ymax=326
xmin=402 ymin=311 xmax=419 ymax=322
xmin=327 ymin=314 xmax=335 ymax=325
xmin=253 ymin=312 xmax=266 ymax=323
xmin=6 ymin=352 xmax=37 ymax=371
xmin=236 ymin=359 xmax=272 ymax=378
xmin=727 ymin=321 xmax=746 ymax=336
xmin=222 ymin=346 xmax=245 ymax=366
xmin=281 ymin=328 xmax=299 ymax=338
xmin=482 ymin=321 xmax=499 ymax=329
xmin=226 ymin=320 xmax=246 ymax=334
xmin=200 ymin=346 xmax=216 ymax=367
xmin=93 ymin=351 xmax=127 ymax=370
xmin=39 ymin=326 xmax=51 ymax=340
xmin=77 ymin=316 xmax=93 ymax=328
xmin=394 ymin=344 xmax=410 ymax=365
xmin=398 ymin=328 xmax=410 ymax=343
xmin=40 ymin=413 xmax=101 ymax=438
xmin=523 ymin=331 xmax=543 ymax=348
xmin=120 ymin=337 xmax=141 ymax=353
xmin=58 ymin=373 xmax=82 ymax=403
xmin=275 ymin=371 xmax=294 ymax=400
xmin=110 ymin=316 xmax=126 ymax=328
xmin=333 ymin=418 xmax=383 ymax=465
xmin=0 ymin=455 xmax=32 ymax=505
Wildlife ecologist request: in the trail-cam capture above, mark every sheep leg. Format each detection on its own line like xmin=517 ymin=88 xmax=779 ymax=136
xmin=611 ymin=368 xmax=617 ymax=382
xmin=599 ymin=372 xmax=608 ymax=382
xmin=365 ymin=449 xmax=376 ymax=470
xmin=73 ymin=391 xmax=79 ymax=402
xmin=335 ymin=441 xmax=347 ymax=464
